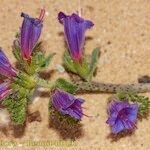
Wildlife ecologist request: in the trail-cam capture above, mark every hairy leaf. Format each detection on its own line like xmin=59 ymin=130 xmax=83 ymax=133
xmin=55 ymin=78 xmax=77 ymax=94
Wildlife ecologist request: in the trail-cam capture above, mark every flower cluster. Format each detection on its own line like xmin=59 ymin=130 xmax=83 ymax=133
xmin=0 ymin=10 xmax=87 ymax=125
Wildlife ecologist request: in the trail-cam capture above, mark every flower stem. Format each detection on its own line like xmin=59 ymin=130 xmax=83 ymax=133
xmin=74 ymin=81 xmax=150 ymax=93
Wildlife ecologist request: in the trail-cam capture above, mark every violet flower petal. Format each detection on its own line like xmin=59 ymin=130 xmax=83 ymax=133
xmin=61 ymin=98 xmax=84 ymax=119
xmin=51 ymin=89 xmax=84 ymax=120
xmin=58 ymin=12 xmax=94 ymax=62
xmin=106 ymin=100 xmax=138 ymax=134
xmin=112 ymin=119 xmax=124 ymax=134
xmin=0 ymin=48 xmax=17 ymax=78
xmin=21 ymin=11 xmax=44 ymax=60
xmin=126 ymin=103 xmax=138 ymax=122
xmin=51 ymin=90 xmax=75 ymax=110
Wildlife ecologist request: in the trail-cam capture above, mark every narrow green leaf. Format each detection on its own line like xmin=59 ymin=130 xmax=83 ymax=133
xmin=88 ymin=47 xmax=100 ymax=80
xmin=55 ymin=78 xmax=78 ymax=94
xmin=31 ymin=52 xmax=55 ymax=73
xmin=74 ymin=59 xmax=90 ymax=81
xmin=32 ymin=41 xmax=43 ymax=53
xmin=42 ymin=53 xmax=55 ymax=68
xmin=63 ymin=51 xmax=77 ymax=73
xmin=12 ymin=43 xmax=21 ymax=62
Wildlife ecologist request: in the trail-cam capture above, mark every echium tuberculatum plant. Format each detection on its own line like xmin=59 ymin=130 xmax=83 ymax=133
xmin=0 ymin=9 xmax=150 ymax=135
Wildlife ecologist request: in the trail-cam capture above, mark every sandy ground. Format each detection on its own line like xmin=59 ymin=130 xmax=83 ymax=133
xmin=0 ymin=0 xmax=150 ymax=150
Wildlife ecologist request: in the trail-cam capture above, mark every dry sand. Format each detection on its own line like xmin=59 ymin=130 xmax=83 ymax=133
xmin=0 ymin=0 xmax=150 ymax=150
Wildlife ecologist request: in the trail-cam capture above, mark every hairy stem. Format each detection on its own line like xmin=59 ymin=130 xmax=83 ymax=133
xmin=74 ymin=81 xmax=150 ymax=93
xmin=36 ymin=78 xmax=55 ymax=89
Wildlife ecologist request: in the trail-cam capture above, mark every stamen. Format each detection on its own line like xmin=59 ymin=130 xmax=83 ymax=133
xmin=73 ymin=107 xmax=91 ymax=118
xmin=83 ymin=113 xmax=92 ymax=118
xmin=38 ymin=9 xmax=45 ymax=21
xmin=77 ymin=0 xmax=82 ymax=17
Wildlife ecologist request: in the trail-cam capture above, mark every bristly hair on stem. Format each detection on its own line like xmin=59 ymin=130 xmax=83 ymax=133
xmin=73 ymin=81 xmax=150 ymax=93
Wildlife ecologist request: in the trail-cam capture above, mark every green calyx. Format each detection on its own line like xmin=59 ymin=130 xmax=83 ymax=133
xmin=13 ymin=41 xmax=54 ymax=75
xmin=63 ymin=48 xmax=100 ymax=81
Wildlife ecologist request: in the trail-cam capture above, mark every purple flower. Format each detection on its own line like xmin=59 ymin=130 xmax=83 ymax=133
xmin=58 ymin=12 xmax=94 ymax=62
xmin=0 ymin=82 xmax=11 ymax=101
xmin=106 ymin=100 xmax=138 ymax=134
xmin=20 ymin=9 xmax=45 ymax=61
xmin=0 ymin=48 xmax=17 ymax=78
xmin=51 ymin=89 xmax=84 ymax=120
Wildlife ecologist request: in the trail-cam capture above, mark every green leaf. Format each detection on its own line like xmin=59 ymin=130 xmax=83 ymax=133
xmin=74 ymin=59 xmax=89 ymax=81
xmin=55 ymin=78 xmax=78 ymax=94
xmin=32 ymin=41 xmax=43 ymax=53
xmin=63 ymin=51 xmax=77 ymax=73
xmin=3 ymin=97 xmax=27 ymax=125
xmin=40 ymin=53 xmax=55 ymax=69
xmin=32 ymin=52 xmax=45 ymax=67
xmin=12 ymin=40 xmax=21 ymax=62
xmin=2 ymin=87 xmax=28 ymax=125
xmin=138 ymin=97 xmax=150 ymax=115
xmin=31 ymin=52 xmax=55 ymax=72
xmin=88 ymin=47 xmax=100 ymax=80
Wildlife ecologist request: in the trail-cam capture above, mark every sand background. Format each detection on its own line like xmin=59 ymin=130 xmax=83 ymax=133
xmin=0 ymin=0 xmax=150 ymax=149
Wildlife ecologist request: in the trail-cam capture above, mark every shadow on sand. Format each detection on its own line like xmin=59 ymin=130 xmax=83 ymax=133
xmin=48 ymin=115 xmax=84 ymax=140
